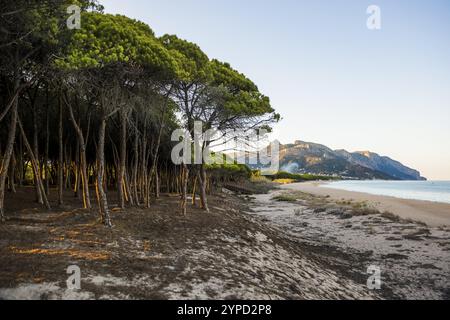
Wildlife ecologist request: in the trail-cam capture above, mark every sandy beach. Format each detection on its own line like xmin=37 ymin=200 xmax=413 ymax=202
xmin=249 ymin=188 xmax=450 ymax=299
xmin=0 ymin=188 xmax=382 ymax=300
xmin=1 ymin=185 xmax=449 ymax=300
xmin=281 ymin=182 xmax=450 ymax=227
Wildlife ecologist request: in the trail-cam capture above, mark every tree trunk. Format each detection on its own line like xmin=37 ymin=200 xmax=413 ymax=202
xmin=66 ymin=97 xmax=91 ymax=209
xmin=198 ymin=164 xmax=210 ymax=212
xmin=79 ymin=148 xmax=91 ymax=209
xmin=96 ymin=118 xmax=112 ymax=227
xmin=58 ymin=96 xmax=64 ymax=205
xmin=17 ymin=135 xmax=23 ymax=187
xmin=64 ymin=144 xmax=71 ymax=190
xmin=124 ymin=170 xmax=134 ymax=206
xmin=132 ymin=119 xmax=140 ymax=206
xmin=117 ymin=111 xmax=127 ymax=209
xmin=0 ymin=90 xmax=20 ymax=124
xmin=32 ymin=103 xmax=43 ymax=203
xmin=141 ymin=127 xmax=150 ymax=208
xmin=180 ymin=164 xmax=189 ymax=216
xmin=9 ymin=151 xmax=17 ymax=193
xmin=0 ymin=79 xmax=19 ymax=221
xmin=155 ymin=168 xmax=160 ymax=199
xmin=148 ymin=99 xmax=167 ymax=200
xmin=17 ymin=117 xmax=50 ymax=210
xmin=192 ymin=175 xmax=197 ymax=206
xmin=74 ymin=138 xmax=80 ymax=198
xmin=44 ymin=101 xmax=50 ymax=194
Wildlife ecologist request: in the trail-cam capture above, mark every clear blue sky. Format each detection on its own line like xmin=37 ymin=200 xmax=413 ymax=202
xmin=103 ymin=0 xmax=450 ymax=180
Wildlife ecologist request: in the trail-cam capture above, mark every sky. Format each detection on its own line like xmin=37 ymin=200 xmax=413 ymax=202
xmin=102 ymin=0 xmax=450 ymax=180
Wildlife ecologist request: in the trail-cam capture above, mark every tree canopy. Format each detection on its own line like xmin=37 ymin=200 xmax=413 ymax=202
xmin=0 ymin=2 xmax=279 ymax=225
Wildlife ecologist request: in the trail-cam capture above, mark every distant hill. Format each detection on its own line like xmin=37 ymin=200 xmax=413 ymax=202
xmin=276 ymin=140 xmax=426 ymax=181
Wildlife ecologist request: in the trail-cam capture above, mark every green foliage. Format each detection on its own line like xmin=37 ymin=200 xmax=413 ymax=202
xmin=268 ymin=171 xmax=340 ymax=182
xmin=209 ymin=59 xmax=277 ymax=119
xmin=210 ymin=59 xmax=257 ymax=92
xmin=159 ymin=34 xmax=210 ymax=81
xmin=159 ymin=35 xmax=279 ymax=135
xmin=57 ymin=12 xmax=179 ymax=79
xmin=0 ymin=1 xmax=65 ymax=69
xmin=206 ymin=163 xmax=252 ymax=181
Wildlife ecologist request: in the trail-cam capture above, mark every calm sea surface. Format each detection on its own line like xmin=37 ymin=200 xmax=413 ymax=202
xmin=324 ymin=180 xmax=450 ymax=204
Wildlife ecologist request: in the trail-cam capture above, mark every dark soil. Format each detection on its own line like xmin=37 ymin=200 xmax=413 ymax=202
xmin=0 ymin=186 xmax=381 ymax=300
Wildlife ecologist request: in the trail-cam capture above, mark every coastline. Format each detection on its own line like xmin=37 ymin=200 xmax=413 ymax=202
xmin=281 ymin=182 xmax=450 ymax=227
xmin=249 ymin=187 xmax=450 ymax=299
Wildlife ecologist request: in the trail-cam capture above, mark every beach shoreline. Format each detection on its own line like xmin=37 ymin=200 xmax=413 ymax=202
xmin=281 ymin=182 xmax=450 ymax=227
xmin=250 ymin=187 xmax=450 ymax=299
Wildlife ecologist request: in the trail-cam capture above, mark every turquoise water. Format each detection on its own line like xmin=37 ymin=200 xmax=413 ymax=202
xmin=324 ymin=181 xmax=450 ymax=204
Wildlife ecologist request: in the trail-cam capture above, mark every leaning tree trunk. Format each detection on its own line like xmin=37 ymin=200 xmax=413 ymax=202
xmin=17 ymin=117 xmax=50 ymax=210
xmin=32 ymin=104 xmax=43 ymax=204
xmin=0 ymin=80 xmax=19 ymax=222
xmin=96 ymin=118 xmax=112 ymax=227
xmin=66 ymin=98 xmax=91 ymax=209
xmin=0 ymin=90 xmax=20 ymax=124
xmin=192 ymin=175 xmax=197 ymax=206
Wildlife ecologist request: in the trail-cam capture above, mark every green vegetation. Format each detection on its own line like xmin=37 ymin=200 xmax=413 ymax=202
xmin=207 ymin=163 xmax=252 ymax=185
xmin=269 ymin=171 xmax=340 ymax=183
xmin=272 ymin=195 xmax=299 ymax=202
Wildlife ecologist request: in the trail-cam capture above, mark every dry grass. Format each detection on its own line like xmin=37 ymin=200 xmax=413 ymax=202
xmin=9 ymin=247 xmax=111 ymax=261
xmin=273 ymin=179 xmax=296 ymax=185
xmin=250 ymin=176 xmax=271 ymax=183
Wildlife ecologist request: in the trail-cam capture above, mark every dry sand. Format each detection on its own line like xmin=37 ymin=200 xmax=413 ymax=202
xmin=282 ymin=182 xmax=450 ymax=227
xmin=1 ymin=186 xmax=449 ymax=300
xmin=250 ymin=190 xmax=450 ymax=299
xmin=0 ymin=188 xmax=380 ymax=300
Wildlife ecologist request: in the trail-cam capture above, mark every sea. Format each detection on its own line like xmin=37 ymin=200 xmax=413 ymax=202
xmin=323 ymin=180 xmax=450 ymax=204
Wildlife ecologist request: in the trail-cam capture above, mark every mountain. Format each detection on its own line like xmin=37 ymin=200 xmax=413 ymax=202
xmin=277 ymin=140 xmax=426 ymax=180
xmin=334 ymin=149 xmax=425 ymax=181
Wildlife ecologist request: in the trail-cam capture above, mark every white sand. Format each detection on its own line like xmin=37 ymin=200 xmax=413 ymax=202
xmin=282 ymin=182 xmax=450 ymax=227
xmin=250 ymin=190 xmax=450 ymax=299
